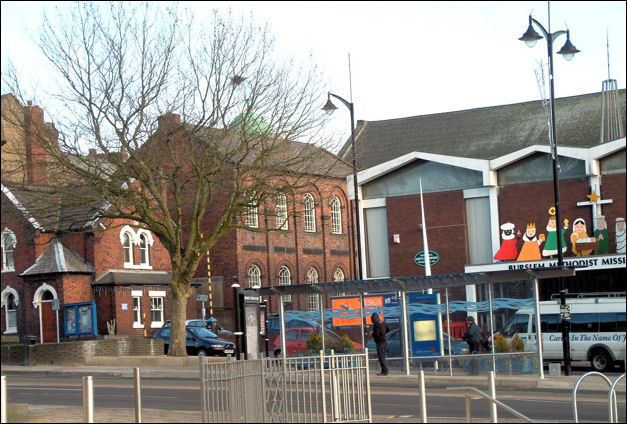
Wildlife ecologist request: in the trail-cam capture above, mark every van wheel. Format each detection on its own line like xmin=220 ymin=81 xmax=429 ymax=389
xmin=591 ymin=349 xmax=611 ymax=372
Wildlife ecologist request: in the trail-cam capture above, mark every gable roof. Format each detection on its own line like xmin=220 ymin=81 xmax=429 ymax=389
xmin=20 ymin=239 xmax=95 ymax=276
xmin=340 ymin=90 xmax=626 ymax=171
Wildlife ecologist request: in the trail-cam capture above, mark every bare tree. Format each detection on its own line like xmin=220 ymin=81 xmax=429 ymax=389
xmin=1 ymin=2 xmax=348 ymax=356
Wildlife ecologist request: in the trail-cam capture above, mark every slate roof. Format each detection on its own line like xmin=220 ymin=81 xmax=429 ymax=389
xmin=20 ymin=239 xmax=95 ymax=276
xmin=2 ymin=184 xmax=106 ymax=231
xmin=339 ymin=90 xmax=626 ymax=170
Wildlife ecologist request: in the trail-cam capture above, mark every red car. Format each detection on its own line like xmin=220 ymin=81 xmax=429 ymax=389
xmin=273 ymin=327 xmax=362 ymax=356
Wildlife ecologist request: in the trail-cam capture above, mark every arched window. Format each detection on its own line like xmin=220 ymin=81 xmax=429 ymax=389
xmin=1 ymin=287 xmax=19 ymax=334
xmin=304 ymin=193 xmax=316 ymax=233
xmin=1 ymin=229 xmax=16 ymax=272
xmin=278 ymin=265 xmax=292 ymax=303
xmin=276 ymin=193 xmax=288 ymax=230
xmin=138 ymin=233 xmax=151 ymax=266
xmin=245 ymin=193 xmax=259 ymax=228
xmin=331 ymin=197 xmax=342 ymax=234
xmin=248 ymin=265 xmax=261 ymax=289
xmin=122 ymin=231 xmax=134 ymax=266
xmin=306 ymin=267 xmax=319 ymax=311
xmin=333 ymin=268 xmax=345 ymax=282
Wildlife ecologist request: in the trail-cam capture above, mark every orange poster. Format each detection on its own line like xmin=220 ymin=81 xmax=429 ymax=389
xmin=332 ymin=296 xmax=384 ymax=327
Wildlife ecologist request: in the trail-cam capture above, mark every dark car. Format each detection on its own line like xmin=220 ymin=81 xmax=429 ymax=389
xmin=185 ymin=319 xmax=234 ymax=336
xmin=366 ymin=328 xmax=468 ymax=359
xmin=153 ymin=325 xmax=235 ymax=356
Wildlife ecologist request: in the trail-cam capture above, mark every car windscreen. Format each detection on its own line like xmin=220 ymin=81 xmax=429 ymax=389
xmin=188 ymin=327 xmax=218 ymax=339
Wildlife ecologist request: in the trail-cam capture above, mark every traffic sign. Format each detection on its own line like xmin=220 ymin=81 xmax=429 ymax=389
xmin=197 ymin=294 xmax=209 ymax=302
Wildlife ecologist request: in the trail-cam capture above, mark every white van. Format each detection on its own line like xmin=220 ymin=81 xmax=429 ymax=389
xmin=500 ymin=293 xmax=626 ymax=372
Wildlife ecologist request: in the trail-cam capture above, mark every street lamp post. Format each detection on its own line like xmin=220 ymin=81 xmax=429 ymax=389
xmin=519 ymin=14 xmax=580 ymax=268
xmin=323 ymin=93 xmax=363 ymax=280
xmin=519 ymin=12 xmax=580 ymax=377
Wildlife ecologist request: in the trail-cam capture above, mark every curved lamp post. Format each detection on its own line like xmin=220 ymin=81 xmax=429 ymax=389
xmin=520 ymin=14 xmax=580 ymax=377
xmin=519 ymin=15 xmax=580 ymax=268
xmin=323 ymin=93 xmax=363 ymax=280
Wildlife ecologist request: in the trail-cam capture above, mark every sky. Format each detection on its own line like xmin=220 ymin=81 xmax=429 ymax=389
xmin=2 ymin=1 xmax=626 ymax=152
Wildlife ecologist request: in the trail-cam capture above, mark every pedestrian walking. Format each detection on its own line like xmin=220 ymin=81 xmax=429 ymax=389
xmin=462 ymin=315 xmax=482 ymax=375
xmin=370 ymin=312 xmax=390 ymax=376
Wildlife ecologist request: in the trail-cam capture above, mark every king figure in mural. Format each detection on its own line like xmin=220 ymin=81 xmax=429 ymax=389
xmin=542 ymin=207 xmax=568 ymax=258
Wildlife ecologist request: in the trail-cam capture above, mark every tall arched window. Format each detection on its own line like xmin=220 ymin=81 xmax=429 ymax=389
xmin=245 ymin=193 xmax=259 ymax=228
xmin=1 ymin=229 xmax=16 ymax=272
xmin=304 ymin=193 xmax=316 ymax=233
xmin=122 ymin=231 xmax=134 ymax=266
xmin=278 ymin=265 xmax=292 ymax=303
xmin=330 ymin=196 xmax=342 ymax=234
xmin=248 ymin=265 xmax=261 ymax=289
xmin=139 ymin=233 xmax=150 ymax=266
xmin=276 ymin=193 xmax=288 ymax=230
xmin=306 ymin=267 xmax=319 ymax=311
xmin=1 ymin=286 xmax=19 ymax=334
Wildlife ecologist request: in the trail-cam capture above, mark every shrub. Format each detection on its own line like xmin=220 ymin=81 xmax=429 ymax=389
xmin=332 ymin=335 xmax=356 ymax=353
xmin=305 ymin=333 xmax=322 ymax=352
xmin=493 ymin=334 xmax=508 ymax=353
xmin=510 ymin=334 xmax=524 ymax=352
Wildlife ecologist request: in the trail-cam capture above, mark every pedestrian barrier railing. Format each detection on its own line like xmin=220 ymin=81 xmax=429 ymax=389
xmin=571 ymin=371 xmax=621 ymax=423
xmin=199 ymin=350 xmax=371 ymax=423
xmin=446 ymin=372 xmax=536 ymax=423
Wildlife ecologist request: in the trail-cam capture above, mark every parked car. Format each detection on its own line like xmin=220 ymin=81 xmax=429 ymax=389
xmin=267 ymin=315 xmax=318 ymax=334
xmin=153 ymin=325 xmax=235 ymax=356
xmin=273 ymin=327 xmax=362 ymax=357
xmin=185 ymin=319 xmax=234 ymax=336
xmin=366 ymin=328 xmax=468 ymax=359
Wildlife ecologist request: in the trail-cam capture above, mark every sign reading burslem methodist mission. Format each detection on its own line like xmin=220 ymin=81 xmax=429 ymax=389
xmin=414 ymin=250 xmax=440 ymax=267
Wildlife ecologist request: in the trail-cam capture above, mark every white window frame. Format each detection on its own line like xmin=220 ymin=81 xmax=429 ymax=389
xmin=248 ymin=265 xmax=262 ymax=289
xmin=333 ymin=268 xmax=345 ymax=282
xmin=1 ymin=286 xmax=19 ymax=334
xmin=276 ymin=193 xmax=288 ymax=230
xmin=149 ymin=290 xmax=165 ymax=328
xmin=121 ymin=229 xmax=135 ymax=267
xmin=278 ymin=265 xmax=292 ymax=303
xmin=137 ymin=231 xmax=153 ymax=268
xmin=132 ymin=290 xmax=143 ymax=328
xmin=304 ymin=193 xmax=316 ymax=233
xmin=306 ymin=267 xmax=319 ymax=311
xmin=245 ymin=193 xmax=259 ymax=228
xmin=1 ymin=228 xmax=16 ymax=272
xmin=330 ymin=196 xmax=342 ymax=234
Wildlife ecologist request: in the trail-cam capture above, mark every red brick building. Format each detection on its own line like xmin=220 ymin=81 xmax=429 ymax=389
xmin=339 ymin=89 xmax=626 ymax=327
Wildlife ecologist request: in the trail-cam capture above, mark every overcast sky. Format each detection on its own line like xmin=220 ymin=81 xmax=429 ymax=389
xmin=2 ymin=1 xmax=625 ymax=152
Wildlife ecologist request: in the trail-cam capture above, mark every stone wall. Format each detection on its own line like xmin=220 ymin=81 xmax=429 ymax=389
xmin=1 ymin=335 xmax=164 ymax=365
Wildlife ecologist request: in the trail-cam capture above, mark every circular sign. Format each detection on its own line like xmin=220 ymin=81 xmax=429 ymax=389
xmin=414 ymin=251 xmax=440 ymax=267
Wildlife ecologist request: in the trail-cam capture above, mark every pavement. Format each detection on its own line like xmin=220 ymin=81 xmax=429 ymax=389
xmin=2 ymin=356 xmax=625 ymax=423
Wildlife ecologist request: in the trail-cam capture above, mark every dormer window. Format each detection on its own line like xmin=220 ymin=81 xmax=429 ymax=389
xmin=137 ymin=229 xmax=154 ymax=268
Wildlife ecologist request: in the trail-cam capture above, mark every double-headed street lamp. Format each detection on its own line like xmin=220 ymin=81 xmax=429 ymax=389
xmin=519 ymin=14 xmax=580 ymax=268
xmin=323 ymin=93 xmax=363 ymax=281
xmin=519 ymin=13 xmax=580 ymax=377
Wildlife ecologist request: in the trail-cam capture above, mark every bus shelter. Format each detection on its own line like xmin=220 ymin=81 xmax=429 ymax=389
xmin=258 ymin=267 xmax=575 ymax=378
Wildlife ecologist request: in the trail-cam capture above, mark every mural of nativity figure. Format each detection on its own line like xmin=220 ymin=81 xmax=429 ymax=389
xmin=517 ymin=222 xmax=544 ymax=261
xmin=570 ymin=218 xmax=596 ymax=257
xmin=494 ymin=222 xmax=521 ymax=261
xmin=616 ymin=217 xmax=626 ymax=254
xmin=593 ymin=215 xmax=610 ymax=255
xmin=542 ymin=207 xmax=568 ymax=258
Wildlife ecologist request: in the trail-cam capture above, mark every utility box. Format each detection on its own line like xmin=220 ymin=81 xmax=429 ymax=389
xmin=548 ymin=362 xmax=561 ymax=376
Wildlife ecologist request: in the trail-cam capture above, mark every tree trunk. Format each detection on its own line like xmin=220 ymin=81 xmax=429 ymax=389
xmin=168 ymin=284 xmax=190 ymax=356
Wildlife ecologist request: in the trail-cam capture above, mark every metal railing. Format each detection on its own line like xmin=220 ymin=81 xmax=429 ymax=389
xmin=199 ymin=350 xmax=371 ymax=423
xmin=446 ymin=372 xmax=536 ymax=423
xmin=572 ymin=371 xmax=621 ymax=423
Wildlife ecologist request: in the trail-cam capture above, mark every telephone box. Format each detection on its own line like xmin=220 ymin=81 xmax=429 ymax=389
xmin=239 ymin=289 xmax=261 ymax=360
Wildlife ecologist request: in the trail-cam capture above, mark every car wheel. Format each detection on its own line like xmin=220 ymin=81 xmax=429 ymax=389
xmin=198 ymin=348 xmax=207 ymax=357
xmin=164 ymin=344 xmax=169 ymax=355
xmin=590 ymin=349 xmax=611 ymax=372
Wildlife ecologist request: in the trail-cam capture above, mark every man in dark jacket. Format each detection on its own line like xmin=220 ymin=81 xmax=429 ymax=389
xmin=462 ymin=315 xmax=482 ymax=375
xmin=370 ymin=312 xmax=390 ymax=375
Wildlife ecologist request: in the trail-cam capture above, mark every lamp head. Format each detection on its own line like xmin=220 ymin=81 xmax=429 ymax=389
xmin=322 ymin=95 xmax=338 ymax=114
xmin=557 ymin=31 xmax=580 ymax=61
xmin=519 ymin=16 xmax=543 ymax=48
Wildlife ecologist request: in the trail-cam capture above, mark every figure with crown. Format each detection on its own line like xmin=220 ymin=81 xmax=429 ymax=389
xmin=517 ymin=222 xmax=544 ymax=261
xmin=542 ymin=207 xmax=568 ymax=258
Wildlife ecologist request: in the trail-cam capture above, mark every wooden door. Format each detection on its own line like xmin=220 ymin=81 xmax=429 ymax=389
xmin=41 ymin=302 xmax=56 ymax=342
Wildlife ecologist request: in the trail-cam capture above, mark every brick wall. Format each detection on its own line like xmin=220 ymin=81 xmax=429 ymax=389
xmin=1 ymin=335 xmax=165 ymax=365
